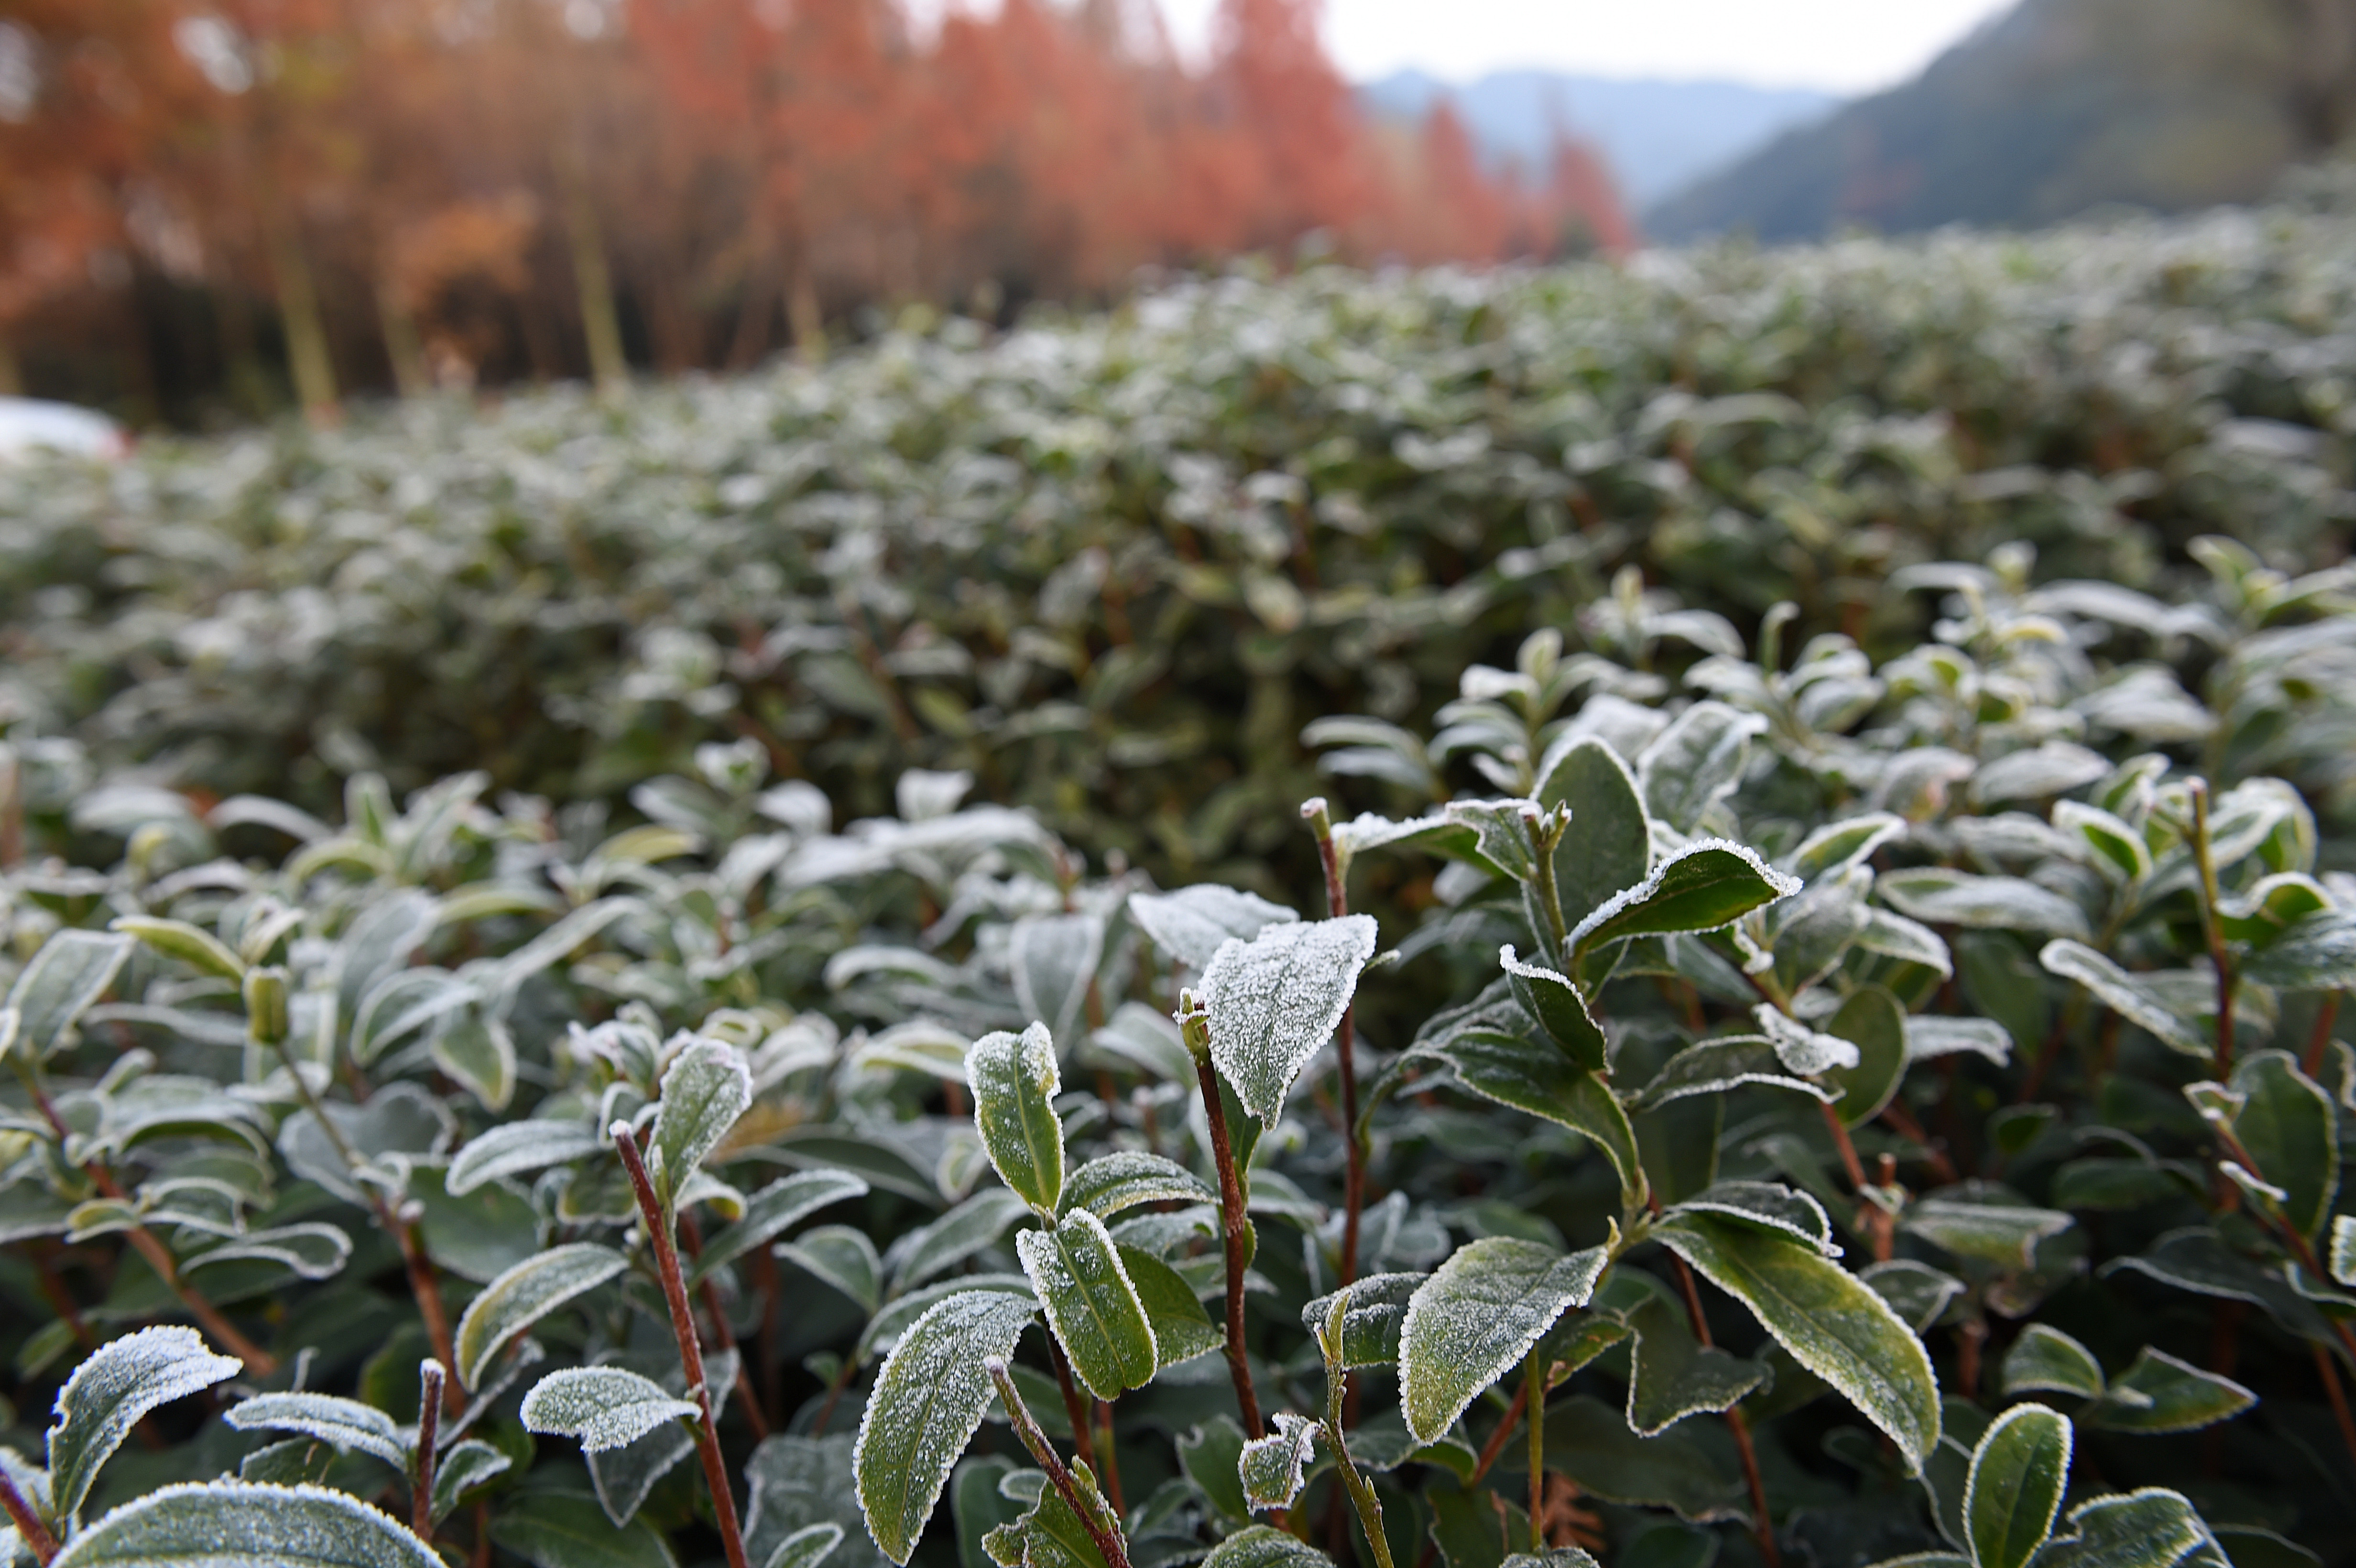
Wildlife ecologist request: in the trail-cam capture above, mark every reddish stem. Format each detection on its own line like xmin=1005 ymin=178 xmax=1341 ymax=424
xmin=0 ymin=1468 xmax=57 ymax=1565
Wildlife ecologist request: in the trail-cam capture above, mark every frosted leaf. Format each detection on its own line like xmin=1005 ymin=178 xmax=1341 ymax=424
xmin=1498 ymin=946 xmax=1607 ymax=1069
xmin=426 ymin=1441 xmax=511 ymax=1528
xmin=888 ymin=1188 xmax=1030 ymax=1292
xmin=1127 ymin=886 xmax=1298 ymax=971
xmin=520 ymin=1367 xmax=698 ymax=1453
xmin=1299 ymin=1272 xmax=1425 ymax=1369
xmin=2000 ymin=1325 xmax=2107 ymax=1400
xmin=1624 ymin=1296 xmax=1768 ymax=1437
xmin=1754 ymin=1005 xmax=1861 ymax=1075
xmin=968 ymin=1023 xmax=1065 ymax=1213
xmin=688 ymin=1170 xmax=871 ymax=1287
xmin=2333 ymin=1215 xmax=2356 ymax=1287
xmin=1016 ymin=1209 xmax=1158 ymax=1400
xmin=1200 ymin=1525 xmax=1336 ymax=1568
xmin=1058 ymin=1152 xmax=1215 ymax=1219
xmin=452 ymin=1243 xmax=628 ymax=1389
xmin=854 ymin=1289 xmax=1037 ymax=1565
xmin=1010 ymin=914 xmax=1104 ymax=1049
xmin=445 ymin=1118 xmax=607 ymax=1196
xmin=48 ymin=1327 xmax=241 ymax=1529
xmin=2038 ymin=941 xmax=2208 ymax=1057
xmin=223 ymin=1392 xmax=409 ymax=1468
xmin=1568 ymin=840 xmax=1799 ymax=958
xmin=1237 ymin=1414 xmax=1319 ymax=1511
xmin=1964 ymin=1404 xmax=2072 ymax=1568
xmin=7 ymin=930 xmax=135 ymax=1060
xmin=1654 ymin=1211 xmax=1941 ymax=1469
xmin=49 ymin=1480 xmax=439 ymax=1568
xmin=1880 ymin=871 xmax=2091 ymax=942
xmin=1665 ymin=1181 xmax=1839 ymax=1257
xmin=765 ymin=1522 xmax=849 ymax=1568
xmin=651 ymin=1036 xmax=754 ymax=1209
xmin=1398 ymin=1238 xmax=1609 ymax=1442
xmin=1200 ymin=916 xmax=1378 ymax=1128
xmin=587 ymin=1349 xmax=739 ymax=1524
xmin=1628 ymin=1037 xmax=1832 ymax=1111
xmin=2035 ymin=1489 xmax=2223 ymax=1568
xmin=1905 ymin=1018 xmax=2013 ymax=1066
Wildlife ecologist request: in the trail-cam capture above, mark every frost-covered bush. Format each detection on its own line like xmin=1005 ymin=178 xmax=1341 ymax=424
xmin=2 ymin=540 xmax=2352 ymax=1568
xmin=2 ymin=202 xmax=2354 ymax=886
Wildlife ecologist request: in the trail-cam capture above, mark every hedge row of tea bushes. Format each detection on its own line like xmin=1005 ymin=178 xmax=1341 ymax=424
xmin=0 ymin=536 xmax=2352 ymax=1568
xmin=1 ymin=199 xmax=2353 ymax=893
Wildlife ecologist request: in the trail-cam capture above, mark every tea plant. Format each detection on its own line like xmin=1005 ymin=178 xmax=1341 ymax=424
xmin=0 ymin=536 xmax=2348 ymax=1568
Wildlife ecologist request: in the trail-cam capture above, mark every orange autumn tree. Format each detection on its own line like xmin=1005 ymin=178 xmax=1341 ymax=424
xmin=3 ymin=0 xmax=1634 ymax=413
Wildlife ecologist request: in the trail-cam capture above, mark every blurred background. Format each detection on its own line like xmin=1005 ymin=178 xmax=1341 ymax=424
xmin=3 ymin=0 xmax=2351 ymax=427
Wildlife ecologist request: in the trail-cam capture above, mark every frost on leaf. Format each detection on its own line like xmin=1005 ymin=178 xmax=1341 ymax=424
xmin=48 ymin=1326 xmax=242 ymax=1529
xmin=651 ymin=1036 xmax=755 ymax=1208
xmin=223 ymin=1392 xmax=410 ymax=1468
xmin=1754 ymin=1005 xmax=1862 ymax=1076
xmin=48 ymin=1480 xmax=441 ymax=1568
xmin=1016 ymin=1209 xmax=1158 ymax=1400
xmin=452 ymin=1243 xmax=629 ymax=1388
xmin=1200 ymin=916 xmax=1378 ymax=1127
xmin=1238 ymin=1413 xmax=1319 ymax=1511
xmin=854 ymin=1288 xmax=1037 ymax=1565
xmin=1398 ymin=1237 xmax=1609 ymax=1443
xmin=1128 ymin=886 xmax=1298 ymax=971
xmin=969 ymin=1022 xmax=1065 ymax=1213
xmin=520 ymin=1366 xmax=699 ymax=1453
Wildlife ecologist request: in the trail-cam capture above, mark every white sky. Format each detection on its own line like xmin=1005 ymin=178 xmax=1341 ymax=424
xmin=1155 ymin=0 xmax=2022 ymax=93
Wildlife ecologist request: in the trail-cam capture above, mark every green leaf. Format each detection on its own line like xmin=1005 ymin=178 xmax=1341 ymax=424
xmin=109 ymin=916 xmax=245 ymax=983
xmin=1999 ymin=1325 xmax=2105 ymax=1400
xmin=1965 ymin=1404 xmax=2071 ymax=1568
xmin=1637 ymin=702 xmax=1765 ymax=834
xmin=982 ymin=1459 xmax=1115 ymax=1568
xmin=2227 ymin=1051 xmax=2338 ymax=1240
xmin=1628 ymin=1037 xmax=1832 ymax=1111
xmin=222 ymin=1392 xmax=409 ymax=1468
xmin=2332 ymin=1215 xmax=2356 ymax=1287
xmin=778 ymin=1224 xmax=884 ymax=1316
xmin=1883 ymin=874 xmax=2090 ymax=942
xmin=446 ymin=1119 xmax=608 ymax=1196
xmin=235 ymin=1439 xmax=338 ymax=1487
xmin=2033 ymin=1489 xmax=2223 ymax=1568
xmin=689 ymin=1170 xmax=870 ymax=1286
xmin=1652 ymin=1210 xmax=1941 ymax=1469
xmin=1769 ymin=877 xmax=1872 ymax=996
xmin=1536 ymin=737 xmax=1652 ymax=928
xmin=431 ymin=1014 xmax=517 ymax=1113
xmin=521 ymin=1367 xmax=699 ymax=1452
xmin=1863 ymin=1261 xmax=1965 ymax=1333
xmin=764 ymin=1523 xmax=847 ymax=1568
xmin=1540 ymin=1395 xmax=1745 ymax=1523
xmin=1787 ymin=814 xmax=1907 ymax=882
xmin=1119 ymin=1244 xmax=1221 ymax=1368
xmin=1237 ymin=1412 xmax=1320 ymax=1511
xmin=1200 ymin=915 xmax=1378 ymax=1127
xmin=891 ymin=1188 xmax=1030 ymax=1291
xmin=2053 ymin=802 xmax=2151 ymax=883
xmin=969 ymin=1023 xmax=1066 ymax=1213
xmin=1301 ymin=1272 xmax=1424 ymax=1368
xmin=1127 ymin=887 xmax=1298 ymax=971
xmin=650 ymin=1037 xmax=753 ymax=1211
xmin=1624 ymin=1295 xmax=1768 ymax=1436
xmin=451 ymin=1242 xmax=628 ymax=1389
xmin=1433 ymin=1031 xmax=1647 ymax=1211
xmin=1442 ymin=800 xmax=1548 ymax=886
xmin=1010 ymin=914 xmax=1105 ymax=1049
xmin=854 ymin=1288 xmax=1038 ymax=1565
xmin=1664 ymin=1181 xmax=1838 ymax=1256
xmin=1017 ymin=1209 xmax=1157 ymax=1399
xmin=2082 ymin=1349 xmax=2254 ymax=1434
xmin=428 ymin=1441 xmax=512 ymax=1527
xmin=7 ymin=930 xmax=135 ymax=1059
xmin=47 ymin=1326 xmax=242 ymax=1529
xmin=52 ymin=1481 xmax=440 ymax=1568
xmin=2037 ymin=942 xmax=2206 ymax=1056
xmin=1058 ymin=1152 xmax=1214 ymax=1219
xmin=2240 ymin=912 xmax=2356 ymax=992
xmin=1568 ymin=841 xmax=1798 ymax=959
xmin=1902 ymin=1199 xmax=2075 ymax=1270
xmin=1822 ymin=986 xmax=1908 ymax=1128
xmin=1398 ymin=1236 xmax=1609 ymax=1442
xmin=1200 ymin=1525 xmax=1333 ymax=1568
xmin=1498 ymin=946 xmax=1608 ymax=1069
xmin=1178 ymin=1417 xmax=1252 ymax=1526
xmin=492 ymin=1488 xmax=679 ymax=1568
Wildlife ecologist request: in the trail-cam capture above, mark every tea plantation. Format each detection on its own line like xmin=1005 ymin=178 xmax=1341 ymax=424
xmin=0 ymin=198 xmax=2352 ymax=1568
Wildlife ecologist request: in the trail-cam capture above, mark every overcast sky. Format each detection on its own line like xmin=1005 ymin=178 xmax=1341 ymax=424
xmin=1155 ymin=0 xmax=2021 ymax=93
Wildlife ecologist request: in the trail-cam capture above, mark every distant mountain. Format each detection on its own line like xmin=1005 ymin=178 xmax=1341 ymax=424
xmin=1359 ymin=70 xmax=1841 ymax=212
xmin=1646 ymin=0 xmax=2356 ymax=242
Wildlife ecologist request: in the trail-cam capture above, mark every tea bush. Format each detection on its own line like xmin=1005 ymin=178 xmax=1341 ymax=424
xmin=2 ymin=200 xmax=2353 ymax=893
xmin=2 ymin=523 xmax=2353 ymax=1568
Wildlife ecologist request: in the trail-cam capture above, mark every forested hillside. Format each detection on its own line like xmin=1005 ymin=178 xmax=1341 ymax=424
xmin=1647 ymin=0 xmax=2356 ymax=241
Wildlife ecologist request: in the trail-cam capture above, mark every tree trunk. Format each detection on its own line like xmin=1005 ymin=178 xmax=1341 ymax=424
xmin=788 ymin=267 xmax=825 ymax=366
xmin=376 ymin=274 xmax=430 ymax=400
xmin=264 ymin=205 xmax=339 ymax=425
xmin=555 ymin=141 xmax=628 ymax=396
xmin=0 ymin=330 xmax=20 ymax=397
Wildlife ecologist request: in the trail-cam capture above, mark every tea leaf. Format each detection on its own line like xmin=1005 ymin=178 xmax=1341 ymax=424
xmin=650 ymin=1037 xmax=754 ymax=1210
xmin=1200 ymin=916 xmax=1378 ymax=1128
xmin=1128 ymin=887 xmax=1298 ymax=971
xmin=854 ymin=1288 xmax=1037 ymax=1564
xmin=1999 ymin=1325 xmax=2106 ymax=1400
xmin=520 ymin=1367 xmax=698 ymax=1453
xmin=452 ymin=1243 xmax=628 ymax=1389
xmin=1016 ymin=1209 xmax=1157 ymax=1399
xmin=1399 ymin=1237 xmax=1608 ymax=1442
xmin=969 ymin=1023 xmax=1065 ymax=1213
xmin=51 ymin=1481 xmax=440 ymax=1568
xmin=48 ymin=1327 xmax=242 ymax=1529
xmin=222 ymin=1392 xmax=409 ymax=1468
xmin=1570 ymin=841 xmax=1799 ymax=958
xmin=1237 ymin=1413 xmax=1320 ymax=1511
xmin=8 ymin=931 xmax=136 ymax=1059
xmin=1964 ymin=1404 xmax=2072 ymax=1568
xmin=1059 ymin=1152 xmax=1214 ymax=1219
xmin=2083 ymin=1349 xmax=2255 ymax=1434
